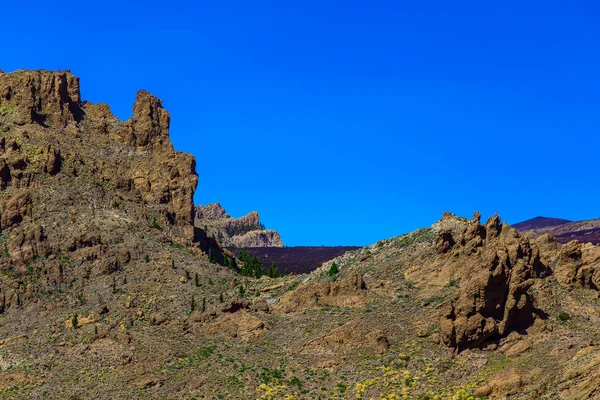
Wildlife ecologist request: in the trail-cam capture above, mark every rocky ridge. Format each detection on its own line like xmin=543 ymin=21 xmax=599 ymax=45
xmin=194 ymin=202 xmax=283 ymax=247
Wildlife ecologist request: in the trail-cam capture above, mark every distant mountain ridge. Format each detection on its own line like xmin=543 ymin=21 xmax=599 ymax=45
xmin=512 ymin=216 xmax=573 ymax=231
xmin=514 ymin=216 xmax=600 ymax=244
xmin=194 ymin=203 xmax=283 ymax=248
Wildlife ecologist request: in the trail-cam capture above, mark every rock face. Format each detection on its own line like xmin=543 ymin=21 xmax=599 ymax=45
xmin=438 ymin=213 xmax=549 ymax=350
xmin=555 ymin=240 xmax=600 ymax=290
xmin=0 ymin=70 xmax=197 ymax=229
xmin=0 ymin=69 xmax=220 ymax=313
xmin=195 ymin=203 xmax=283 ymax=247
xmin=0 ymin=69 xmax=82 ymax=126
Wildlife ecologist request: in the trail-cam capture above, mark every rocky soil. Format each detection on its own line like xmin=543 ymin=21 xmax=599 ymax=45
xmin=1 ymin=69 xmax=600 ymax=399
xmin=195 ymin=203 xmax=284 ymax=248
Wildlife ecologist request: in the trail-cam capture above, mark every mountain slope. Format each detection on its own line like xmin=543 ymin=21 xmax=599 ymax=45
xmin=515 ymin=216 xmax=600 ymax=244
xmin=512 ymin=216 xmax=572 ymax=231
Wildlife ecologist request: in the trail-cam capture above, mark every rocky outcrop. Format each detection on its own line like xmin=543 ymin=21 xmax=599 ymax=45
xmin=195 ymin=202 xmax=230 ymax=220
xmin=275 ymin=270 xmax=367 ymax=313
xmin=202 ymin=311 xmax=265 ymax=340
xmin=438 ymin=213 xmax=549 ymax=350
xmin=195 ymin=203 xmax=283 ymax=247
xmin=555 ymin=240 xmax=600 ymax=290
xmin=0 ymin=70 xmax=82 ymax=126
xmin=0 ymin=69 xmax=198 ymax=229
xmin=302 ymin=319 xmax=389 ymax=356
xmin=0 ymin=69 xmax=213 ymax=313
xmin=229 ymin=230 xmax=283 ymax=248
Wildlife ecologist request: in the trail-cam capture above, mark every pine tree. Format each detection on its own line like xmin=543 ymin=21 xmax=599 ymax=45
xmin=191 ymin=296 xmax=196 ymax=312
xmin=328 ymin=262 xmax=339 ymax=277
xmin=267 ymin=262 xmax=280 ymax=278
xmin=195 ymin=272 xmax=200 ymax=287
xmin=202 ymin=297 xmax=206 ymax=313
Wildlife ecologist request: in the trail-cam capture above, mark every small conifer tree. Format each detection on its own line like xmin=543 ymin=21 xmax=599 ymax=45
xmin=328 ymin=262 xmax=339 ymax=277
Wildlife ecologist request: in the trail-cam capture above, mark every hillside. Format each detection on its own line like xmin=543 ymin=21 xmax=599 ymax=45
xmin=512 ymin=216 xmax=572 ymax=231
xmin=195 ymin=203 xmax=283 ymax=248
xmin=515 ymin=216 xmax=600 ymax=244
xmin=1 ymin=69 xmax=600 ymax=399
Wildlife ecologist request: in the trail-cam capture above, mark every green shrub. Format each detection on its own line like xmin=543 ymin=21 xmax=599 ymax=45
xmin=328 ymin=262 xmax=339 ymax=277
xmin=558 ymin=312 xmax=571 ymax=321
xmin=150 ymin=217 xmax=161 ymax=229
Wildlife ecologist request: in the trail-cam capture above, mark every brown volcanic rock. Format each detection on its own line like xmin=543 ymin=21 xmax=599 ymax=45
xmin=229 ymin=230 xmax=283 ymax=248
xmin=0 ymin=70 xmax=82 ymax=126
xmin=0 ymin=69 xmax=217 ymax=314
xmin=555 ymin=240 xmax=600 ymax=290
xmin=438 ymin=213 xmax=549 ymax=350
xmin=195 ymin=202 xmax=230 ymax=220
xmin=302 ymin=318 xmax=390 ymax=356
xmin=195 ymin=203 xmax=283 ymax=247
xmin=275 ymin=270 xmax=367 ymax=313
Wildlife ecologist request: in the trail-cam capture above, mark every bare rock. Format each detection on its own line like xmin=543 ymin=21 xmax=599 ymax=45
xmin=0 ymin=191 xmax=32 ymax=229
xmin=436 ymin=229 xmax=455 ymax=254
xmin=195 ymin=204 xmax=284 ymax=247
xmin=555 ymin=240 xmax=600 ymax=290
xmin=439 ymin=214 xmax=548 ymax=350
xmin=0 ymin=69 xmax=81 ymax=126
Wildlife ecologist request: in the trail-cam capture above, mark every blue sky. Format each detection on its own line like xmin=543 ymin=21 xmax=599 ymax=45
xmin=2 ymin=1 xmax=599 ymax=246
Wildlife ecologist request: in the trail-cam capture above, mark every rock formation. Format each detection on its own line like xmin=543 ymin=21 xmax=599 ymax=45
xmin=194 ymin=202 xmax=283 ymax=247
xmin=275 ymin=269 xmax=368 ymax=313
xmin=437 ymin=213 xmax=549 ymax=350
xmin=0 ymin=69 xmax=223 ymax=314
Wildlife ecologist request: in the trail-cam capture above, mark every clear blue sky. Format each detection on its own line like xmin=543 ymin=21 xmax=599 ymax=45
xmin=2 ymin=1 xmax=599 ymax=246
